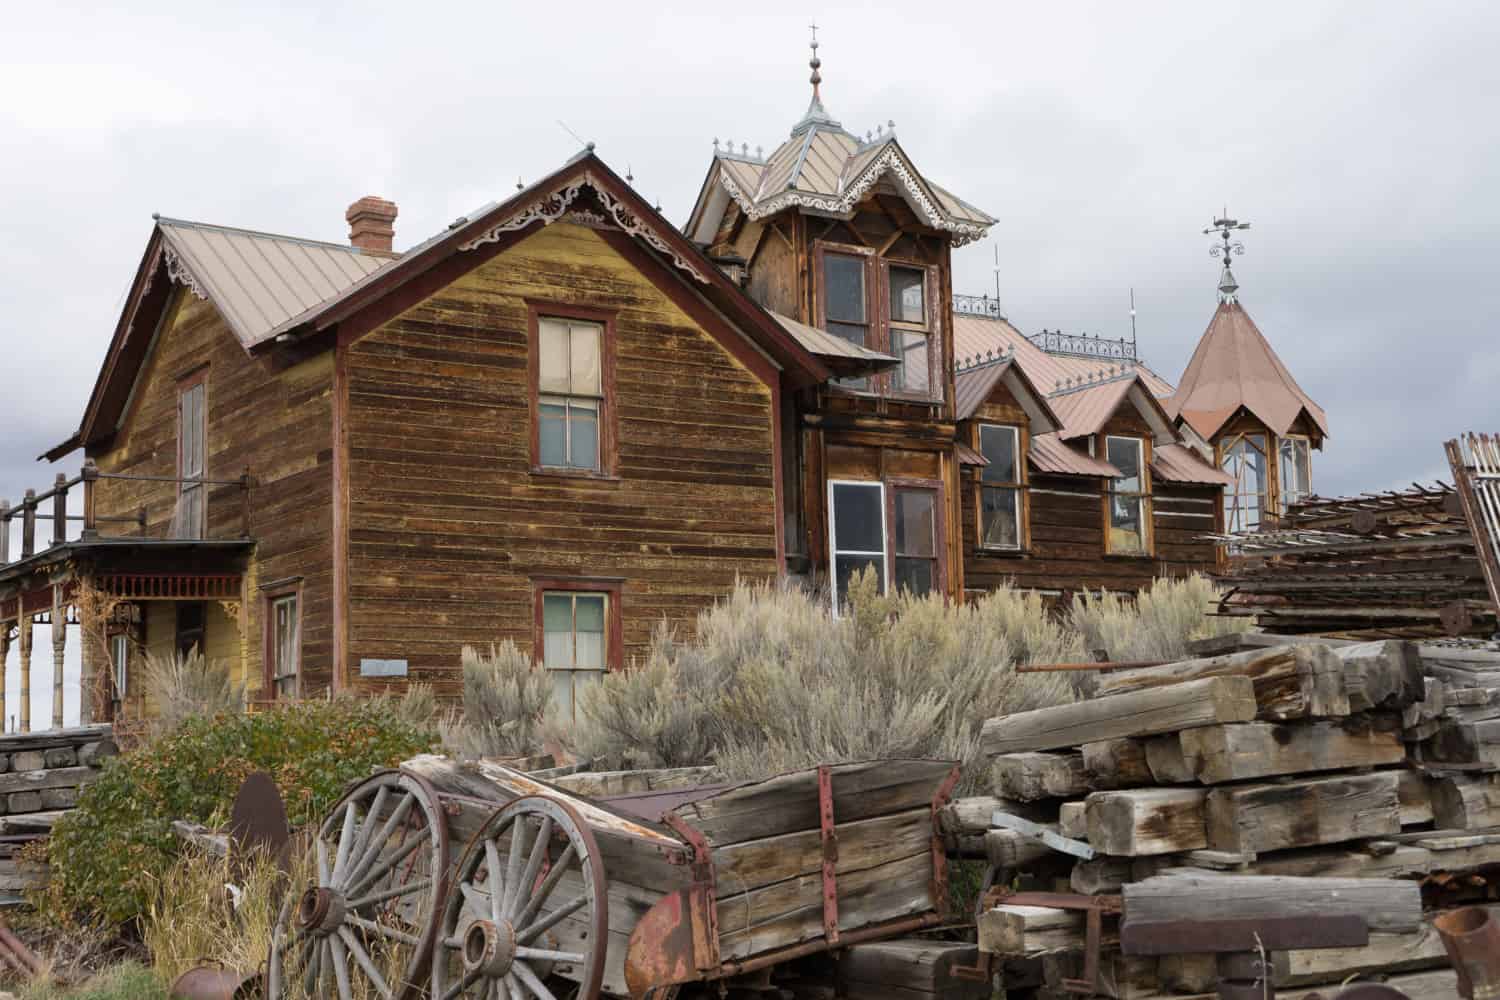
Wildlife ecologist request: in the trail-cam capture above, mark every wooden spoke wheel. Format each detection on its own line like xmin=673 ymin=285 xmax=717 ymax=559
xmin=433 ymin=795 xmax=608 ymax=1000
xmin=267 ymin=770 xmax=450 ymax=1000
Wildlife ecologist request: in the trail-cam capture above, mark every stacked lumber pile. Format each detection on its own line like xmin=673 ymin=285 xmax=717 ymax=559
xmin=1211 ymin=485 xmax=1496 ymax=638
xmin=968 ymin=638 xmax=1500 ymax=999
xmin=0 ymin=725 xmax=116 ymax=900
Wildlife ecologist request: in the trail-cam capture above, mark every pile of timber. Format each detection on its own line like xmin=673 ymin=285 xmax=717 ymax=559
xmin=0 ymin=725 xmax=116 ymax=900
xmin=964 ymin=636 xmax=1500 ymax=999
xmin=1210 ymin=484 xmax=1496 ymax=638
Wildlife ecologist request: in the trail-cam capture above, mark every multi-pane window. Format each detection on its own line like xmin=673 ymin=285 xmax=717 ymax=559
xmin=979 ymin=425 xmax=1023 ymax=550
xmin=269 ymin=594 xmax=299 ymax=699
xmin=537 ymin=317 xmax=603 ymax=472
xmin=1279 ymin=436 xmax=1312 ymax=511
xmin=110 ymin=633 xmax=129 ymax=702
xmin=542 ymin=591 xmax=607 ymax=724
xmin=823 ymin=253 xmax=870 ymax=391
xmin=829 ymin=482 xmax=887 ymax=609
xmin=892 ymin=487 xmax=938 ymax=596
xmin=1220 ymin=432 xmax=1269 ymax=532
xmin=1106 ymin=436 xmax=1149 ymax=555
xmin=887 ymin=266 xmax=930 ymax=397
xmin=176 ymin=379 xmax=206 ymax=538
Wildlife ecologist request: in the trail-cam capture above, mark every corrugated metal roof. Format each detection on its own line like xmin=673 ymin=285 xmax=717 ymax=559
xmin=953 ymin=314 xmax=1176 ymax=398
xmin=1046 ymin=377 xmax=1138 ymax=440
xmin=1152 ymin=442 xmax=1236 ymax=487
xmin=953 ymin=358 xmax=1062 ymax=434
xmin=158 ymin=217 xmax=391 ymax=349
xmin=1031 ymin=432 xmax=1120 ymax=477
xmin=770 ymin=311 xmax=898 ymax=368
xmin=955 ymin=441 xmax=988 ymax=466
xmin=954 ymin=360 xmax=1014 ymax=421
xmin=1165 ymin=300 xmax=1328 ymax=441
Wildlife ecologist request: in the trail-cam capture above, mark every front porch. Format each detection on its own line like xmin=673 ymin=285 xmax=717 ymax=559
xmin=0 ymin=463 xmax=255 ymax=730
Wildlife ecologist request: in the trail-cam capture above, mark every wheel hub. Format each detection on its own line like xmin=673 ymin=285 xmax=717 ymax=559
xmin=294 ymin=886 xmax=347 ymax=936
xmin=462 ymin=919 xmax=518 ymax=978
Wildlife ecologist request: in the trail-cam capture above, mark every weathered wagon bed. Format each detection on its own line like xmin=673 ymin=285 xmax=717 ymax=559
xmin=266 ymin=754 xmax=960 ymax=1000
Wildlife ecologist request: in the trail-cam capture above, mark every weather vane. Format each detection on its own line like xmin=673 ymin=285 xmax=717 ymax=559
xmin=1204 ymin=210 xmax=1250 ymax=302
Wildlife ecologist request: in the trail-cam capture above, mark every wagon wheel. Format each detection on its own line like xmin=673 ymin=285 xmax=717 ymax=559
xmin=267 ymin=770 xmax=450 ymax=1000
xmin=432 ymin=795 xmax=608 ymax=1000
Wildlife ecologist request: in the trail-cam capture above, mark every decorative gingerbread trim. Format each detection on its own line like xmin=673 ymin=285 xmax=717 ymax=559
xmin=161 ymin=241 xmax=209 ymax=300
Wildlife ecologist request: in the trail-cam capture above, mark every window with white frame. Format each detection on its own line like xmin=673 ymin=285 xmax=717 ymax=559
xmin=1220 ymin=432 xmax=1269 ymax=532
xmin=829 ymin=481 xmax=887 ymax=610
xmin=1106 ymin=436 xmax=1149 ymax=555
xmin=541 ymin=591 xmax=608 ymax=724
xmin=537 ymin=317 xmax=603 ymax=471
xmin=979 ymin=424 xmax=1023 ymax=550
xmin=1279 ymin=436 xmax=1312 ymax=511
xmin=268 ymin=593 xmax=300 ymax=699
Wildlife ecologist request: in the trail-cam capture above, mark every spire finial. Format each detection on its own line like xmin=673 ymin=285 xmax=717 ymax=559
xmin=809 ymin=19 xmax=822 ymax=99
xmin=1204 ymin=211 xmax=1250 ymax=303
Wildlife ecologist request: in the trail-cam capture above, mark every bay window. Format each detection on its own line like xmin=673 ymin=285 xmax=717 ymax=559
xmin=1106 ymin=436 xmax=1150 ymax=555
xmin=817 ymin=245 xmax=937 ymax=400
xmin=979 ymin=424 xmax=1023 ymax=550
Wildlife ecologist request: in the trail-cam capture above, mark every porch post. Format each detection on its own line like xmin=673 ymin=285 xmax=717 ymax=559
xmin=18 ymin=614 xmax=31 ymax=734
xmin=76 ymin=577 xmax=97 ymax=726
xmin=51 ymin=585 xmax=65 ymax=730
xmin=0 ymin=626 xmax=8 ymax=733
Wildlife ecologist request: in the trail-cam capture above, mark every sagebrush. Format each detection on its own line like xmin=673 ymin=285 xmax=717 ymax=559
xmin=140 ymin=647 xmax=244 ymax=735
xmin=438 ymin=641 xmax=556 ymax=759
xmin=1068 ymin=573 xmax=1252 ymax=662
xmin=569 ymin=572 xmax=1077 ymax=785
xmin=43 ymin=698 xmax=437 ymax=928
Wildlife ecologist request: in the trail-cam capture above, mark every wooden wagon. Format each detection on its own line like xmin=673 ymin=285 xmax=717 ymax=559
xmin=265 ymin=754 xmax=961 ymax=1000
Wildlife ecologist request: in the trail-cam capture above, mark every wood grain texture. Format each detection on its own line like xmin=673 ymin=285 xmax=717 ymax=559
xmin=1178 ymin=721 xmax=1405 ymax=783
xmin=980 ymin=675 xmax=1257 ymax=755
xmin=1205 ymin=771 xmax=1402 ymax=854
xmin=1085 ymin=787 xmax=1208 ymax=856
xmin=1096 ymin=644 xmax=1349 ymax=721
xmin=1122 ymin=872 xmax=1423 ymax=933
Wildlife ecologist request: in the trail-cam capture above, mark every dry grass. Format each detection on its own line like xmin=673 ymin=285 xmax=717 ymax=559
xmin=140 ymin=647 xmax=244 ymax=735
xmin=438 ymin=641 xmax=558 ymax=760
xmin=1067 ymin=573 xmax=1253 ymax=663
xmin=569 ymin=573 xmax=1077 ymax=787
xmin=141 ymin=848 xmax=287 ymax=986
xmin=17 ymin=961 xmax=167 ymax=1000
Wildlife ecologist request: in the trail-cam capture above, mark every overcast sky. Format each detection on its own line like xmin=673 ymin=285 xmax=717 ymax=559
xmin=1 ymin=2 xmax=1496 ymax=722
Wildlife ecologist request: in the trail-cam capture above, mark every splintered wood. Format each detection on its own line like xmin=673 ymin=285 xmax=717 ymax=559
xmin=969 ymin=635 xmax=1500 ymax=999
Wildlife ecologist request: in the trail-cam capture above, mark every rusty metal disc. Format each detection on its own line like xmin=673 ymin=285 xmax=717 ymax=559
xmin=169 ymin=964 xmax=261 ymax=1000
xmin=1334 ymin=985 xmax=1411 ymax=999
xmin=227 ymin=771 xmax=292 ymax=876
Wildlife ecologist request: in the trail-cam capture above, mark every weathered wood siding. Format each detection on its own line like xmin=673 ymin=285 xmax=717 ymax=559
xmin=89 ymin=290 xmax=336 ymax=695
xmin=342 ymin=222 xmax=779 ymax=693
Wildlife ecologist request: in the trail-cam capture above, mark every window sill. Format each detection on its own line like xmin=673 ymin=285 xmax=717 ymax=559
xmin=529 ymin=468 xmax=623 ymax=484
xmin=973 ymin=547 xmax=1029 ymax=559
xmin=1102 ymin=552 xmax=1157 ymax=561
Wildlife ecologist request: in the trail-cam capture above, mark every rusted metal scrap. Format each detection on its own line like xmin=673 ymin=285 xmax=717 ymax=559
xmin=1435 ymin=905 xmax=1500 ymax=1000
xmin=169 ymin=964 xmax=261 ymax=1000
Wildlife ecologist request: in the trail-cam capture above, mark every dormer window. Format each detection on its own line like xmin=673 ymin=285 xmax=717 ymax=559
xmin=888 ymin=265 xmax=930 ymax=396
xmin=1105 ymin=435 xmax=1152 ymax=555
xmin=816 ymin=244 xmax=937 ymax=401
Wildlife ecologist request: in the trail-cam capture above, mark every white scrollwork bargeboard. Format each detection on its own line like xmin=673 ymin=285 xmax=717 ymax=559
xmin=457 ymin=175 xmax=710 ymax=284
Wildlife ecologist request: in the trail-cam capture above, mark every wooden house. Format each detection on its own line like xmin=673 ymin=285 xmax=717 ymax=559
xmin=0 ymin=50 xmax=1316 ymax=727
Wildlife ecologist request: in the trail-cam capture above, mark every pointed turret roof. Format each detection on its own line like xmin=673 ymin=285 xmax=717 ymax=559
xmin=685 ymin=34 xmax=994 ymax=247
xmin=1165 ymin=299 xmax=1328 ymax=441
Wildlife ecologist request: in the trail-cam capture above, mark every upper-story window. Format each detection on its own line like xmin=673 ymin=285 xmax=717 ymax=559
xmin=979 ymin=424 xmax=1023 ymax=550
xmin=818 ymin=246 xmax=937 ymax=401
xmin=1220 ymin=431 xmax=1268 ymax=532
xmin=176 ymin=374 xmax=206 ymax=539
xmin=534 ymin=313 xmax=609 ymax=474
xmin=1279 ymin=435 xmax=1312 ymax=510
xmin=887 ymin=265 xmax=930 ymax=396
xmin=1106 ymin=435 xmax=1151 ymax=555
xmin=823 ymin=253 xmax=872 ymax=392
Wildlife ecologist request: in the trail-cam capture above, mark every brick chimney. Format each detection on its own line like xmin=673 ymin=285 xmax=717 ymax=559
xmin=346 ymin=196 xmax=398 ymax=253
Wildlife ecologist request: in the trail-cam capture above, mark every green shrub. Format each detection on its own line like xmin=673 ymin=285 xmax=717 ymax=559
xmin=20 ymin=961 xmax=168 ymax=1000
xmin=43 ymin=698 xmax=437 ymax=929
xmin=438 ymin=641 xmax=557 ymax=759
xmin=1068 ymin=573 xmax=1252 ymax=662
xmin=570 ymin=573 xmax=1076 ymax=785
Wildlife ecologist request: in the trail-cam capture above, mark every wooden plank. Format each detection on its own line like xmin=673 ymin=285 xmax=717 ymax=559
xmin=837 ymin=939 xmax=989 ymax=999
xmin=1058 ymin=801 xmax=1087 ymax=841
xmin=1399 ymin=768 xmax=1434 ymax=825
xmin=1080 ymin=738 xmax=1153 ymax=789
xmin=0 ymin=766 xmax=99 ymax=796
xmin=1121 ymin=872 xmax=1423 ymax=933
xmin=978 ymin=905 xmax=1089 ymax=956
xmin=550 ymin=766 xmax=716 ymax=798
xmin=1086 ymin=788 xmax=1207 ymax=857
xmin=669 ymin=758 xmax=955 ymax=846
xmin=980 ymin=676 xmax=1257 ymax=756
xmin=939 ymin=796 xmax=1049 ymax=837
xmin=1094 ymin=645 xmax=1349 ymax=721
xmin=1431 ymin=773 xmax=1500 ymax=828
xmin=1205 ymin=772 xmax=1401 ymax=854
xmin=993 ymin=752 xmax=1089 ymax=801
xmin=1178 ymin=721 xmax=1405 ymax=783
xmin=1335 ymin=640 xmax=1424 ymax=711
xmin=1070 ymin=857 xmax=1134 ymax=895
xmin=711 ymin=807 xmax=930 ymax=896
xmin=1143 ymin=735 xmax=1193 ymax=783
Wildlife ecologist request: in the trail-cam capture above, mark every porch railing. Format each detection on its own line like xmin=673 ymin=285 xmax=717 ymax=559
xmin=0 ymin=460 xmax=254 ymax=567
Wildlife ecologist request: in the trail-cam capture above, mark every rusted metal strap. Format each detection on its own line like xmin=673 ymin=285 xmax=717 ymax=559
xmin=995 ymin=890 xmax=1122 ymax=996
xmin=817 ymin=764 xmax=839 ymax=945
xmin=1119 ymin=914 xmax=1367 ymax=955
xmin=661 ymin=813 xmax=721 ymax=974
xmin=928 ymin=764 xmax=961 ymax=919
